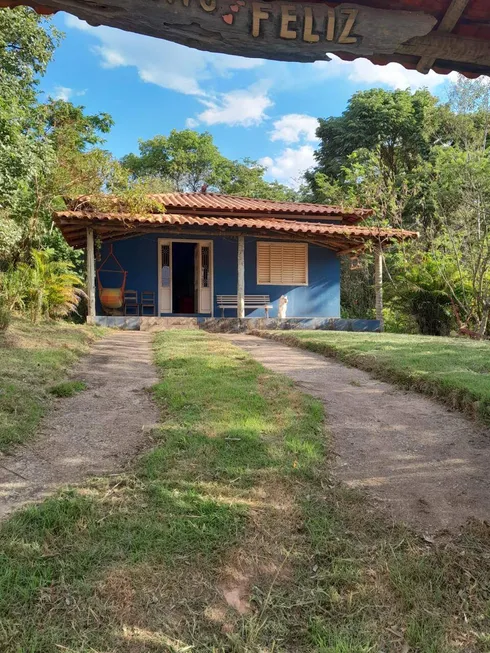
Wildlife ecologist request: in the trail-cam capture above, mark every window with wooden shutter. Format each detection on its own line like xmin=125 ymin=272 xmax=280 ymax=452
xmin=257 ymin=242 xmax=308 ymax=285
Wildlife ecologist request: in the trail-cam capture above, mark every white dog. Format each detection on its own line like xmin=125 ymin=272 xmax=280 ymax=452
xmin=278 ymin=295 xmax=288 ymax=319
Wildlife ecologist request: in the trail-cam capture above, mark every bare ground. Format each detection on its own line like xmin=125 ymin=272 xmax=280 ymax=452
xmin=0 ymin=331 xmax=158 ymax=520
xmin=223 ymin=333 xmax=490 ymax=534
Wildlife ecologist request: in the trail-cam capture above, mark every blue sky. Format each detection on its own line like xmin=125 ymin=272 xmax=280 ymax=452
xmin=40 ymin=13 xmax=457 ymax=188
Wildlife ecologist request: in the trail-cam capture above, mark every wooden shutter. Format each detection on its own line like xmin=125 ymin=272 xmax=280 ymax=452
xmin=257 ymin=242 xmax=308 ymax=285
xmin=257 ymin=242 xmax=271 ymax=284
xmin=292 ymin=244 xmax=307 ymax=284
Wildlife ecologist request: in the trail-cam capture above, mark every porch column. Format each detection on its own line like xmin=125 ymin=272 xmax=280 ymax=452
xmin=374 ymin=243 xmax=384 ymax=331
xmin=237 ymin=235 xmax=245 ymax=319
xmin=86 ymin=227 xmax=96 ymax=323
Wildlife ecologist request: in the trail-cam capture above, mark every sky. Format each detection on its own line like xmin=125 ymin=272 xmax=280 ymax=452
xmin=39 ymin=13 xmax=458 ymax=189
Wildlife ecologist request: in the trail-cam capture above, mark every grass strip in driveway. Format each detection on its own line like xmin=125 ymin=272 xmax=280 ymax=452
xmin=255 ymin=330 xmax=490 ymax=425
xmin=0 ymin=319 xmax=102 ymax=450
xmin=0 ymin=330 xmax=489 ymax=652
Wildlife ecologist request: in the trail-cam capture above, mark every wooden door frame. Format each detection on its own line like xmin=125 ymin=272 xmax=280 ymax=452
xmin=157 ymin=238 xmax=214 ymax=316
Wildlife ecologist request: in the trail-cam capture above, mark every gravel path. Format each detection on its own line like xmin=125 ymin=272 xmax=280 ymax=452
xmin=0 ymin=332 xmax=158 ymax=520
xmin=223 ymin=333 xmax=490 ymax=534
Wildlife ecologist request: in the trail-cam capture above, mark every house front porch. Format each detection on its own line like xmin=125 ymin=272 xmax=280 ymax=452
xmin=90 ymin=315 xmax=382 ymax=332
xmin=53 ymin=191 xmax=418 ymax=330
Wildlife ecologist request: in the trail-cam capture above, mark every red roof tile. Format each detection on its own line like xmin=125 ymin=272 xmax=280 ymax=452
xmin=69 ymin=193 xmax=372 ymax=224
xmin=54 ymin=209 xmax=418 ymax=251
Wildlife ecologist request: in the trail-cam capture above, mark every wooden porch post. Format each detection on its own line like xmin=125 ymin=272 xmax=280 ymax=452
xmin=374 ymin=243 xmax=384 ymax=331
xmin=86 ymin=227 xmax=96 ymax=323
xmin=237 ymin=235 xmax=245 ymax=319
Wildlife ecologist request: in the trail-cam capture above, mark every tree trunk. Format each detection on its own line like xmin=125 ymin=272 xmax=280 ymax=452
xmin=478 ymin=299 xmax=490 ymax=339
xmin=374 ymin=244 xmax=384 ymax=331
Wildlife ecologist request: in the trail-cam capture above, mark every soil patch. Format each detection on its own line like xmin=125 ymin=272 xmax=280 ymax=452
xmin=0 ymin=332 xmax=158 ymax=520
xmin=223 ymin=333 xmax=490 ymax=534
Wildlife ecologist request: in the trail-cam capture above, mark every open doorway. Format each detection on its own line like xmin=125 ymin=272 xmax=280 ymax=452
xmin=172 ymin=242 xmax=196 ymax=314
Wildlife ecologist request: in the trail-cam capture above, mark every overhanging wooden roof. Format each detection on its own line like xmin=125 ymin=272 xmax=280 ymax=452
xmin=54 ymin=209 xmax=418 ymax=253
xmin=3 ymin=0 xmax=490 ymax=76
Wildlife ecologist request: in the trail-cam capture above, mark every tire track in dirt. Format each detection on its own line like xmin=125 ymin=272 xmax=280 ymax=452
xmin=0 ymin=332 xmax=158 ymax=520
xmin=223 ymin=333 xmax=490 ymax=534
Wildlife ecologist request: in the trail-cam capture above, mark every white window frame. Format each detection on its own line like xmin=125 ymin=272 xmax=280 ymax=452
xmin=256 ymin=241 xmax=309 ymax=286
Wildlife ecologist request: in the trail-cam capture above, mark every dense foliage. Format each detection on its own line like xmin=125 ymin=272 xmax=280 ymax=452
xmin=0 ymin=8 xmax=294 ymax=326
xmin=2 ymin=7 xmax=490 ymax=336
xmin=122 ymin=129 xmax=296 ymax=199
xmin=304 ymin=83 xmax=490 ymax=336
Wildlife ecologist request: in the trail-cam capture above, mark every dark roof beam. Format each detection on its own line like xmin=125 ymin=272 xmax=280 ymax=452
xmin=417 ymin=0 xmax=471 ymax=73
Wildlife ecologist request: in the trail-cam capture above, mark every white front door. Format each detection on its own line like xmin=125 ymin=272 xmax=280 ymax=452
xmin=159 ymin=240 xmax=172 ymax=314
xmin=197 ymin=242 xmax=212 ymax=314
xmin=158 ymin=239 xmax=213 ymax=315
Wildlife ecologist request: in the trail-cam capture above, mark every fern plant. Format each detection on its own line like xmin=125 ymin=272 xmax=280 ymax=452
xmin=18 ymin=249 xmax=86 ymax=322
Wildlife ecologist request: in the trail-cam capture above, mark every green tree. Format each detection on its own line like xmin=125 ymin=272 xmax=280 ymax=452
xmin=122 ymin=129 xmax=296 ymax=200
xmin=312 ymin=89 xmax=445 ymax=179
xmin=0 ymin=8 xmax=59 ymax=205
xmin=122 ymin=130 xmax=220 ymax=191
xmin=0 ymin=7 xmax=60 ymax=261
xmin=17 ymin=99 xmax=116 ymax=255
xmin=306 ymin=81 xmax=490 ymax=335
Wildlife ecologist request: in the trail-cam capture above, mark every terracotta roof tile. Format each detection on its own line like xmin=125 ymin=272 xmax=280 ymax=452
xmin=54 ymin=209 xmax=418 ymax=251
xmin=69 ymin=193 xmax=372 ymax=224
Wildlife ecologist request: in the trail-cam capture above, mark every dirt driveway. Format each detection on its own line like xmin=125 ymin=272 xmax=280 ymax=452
xmin=0 ymin=332 xmax=158 ymax=520
xmin=224 ymin=333 xmax=490 ymax=534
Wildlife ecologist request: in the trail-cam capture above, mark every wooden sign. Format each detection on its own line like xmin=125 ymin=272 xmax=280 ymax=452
xmin=52 ymin=0 xmax=438 ymax=63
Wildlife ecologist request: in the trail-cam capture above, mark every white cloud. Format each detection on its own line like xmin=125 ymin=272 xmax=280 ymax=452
xmin=260 ymin=145 xmax=316 ymax=188
xmin=65 ymin=15 xmax=263 ymax=97
xmin=313 ymin=55 xmax=458 ymax=91
xmin=195 ymin=84 xmax=272 ymax=127
xmin=185 ymin=117 xmax=199 ymax=128
xmin=52 ymin=85 xmax=86 ymax=101
xmin=269 ymin=114 xmax=319 ymax=144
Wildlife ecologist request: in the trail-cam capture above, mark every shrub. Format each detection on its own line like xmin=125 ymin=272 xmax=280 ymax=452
xmin=0 ymin=267 xmax=29 ymax=313
xmin=49 ymin=380 xmax=87 ymax=397
xmin=0 ymin=214 xmax=22 ymax=268
xmin=0 ymin=298 xmax=10 ymax=331
xmin=409 ymin=289 xmax=453 ymax=336
xmin=18 ymin=249 xmax=86 ymax=323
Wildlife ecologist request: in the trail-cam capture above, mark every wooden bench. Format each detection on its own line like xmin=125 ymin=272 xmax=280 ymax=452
xmin=216 ymin=295 xmax=272 ymax=318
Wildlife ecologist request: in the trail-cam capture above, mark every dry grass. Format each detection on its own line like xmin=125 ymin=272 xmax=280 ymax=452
xmin=0 ymin=331 xmax=489 ymax=652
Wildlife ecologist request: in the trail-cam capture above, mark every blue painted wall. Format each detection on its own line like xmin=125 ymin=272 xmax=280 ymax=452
xmin=97 ymin=234 xmax=340 ymax=318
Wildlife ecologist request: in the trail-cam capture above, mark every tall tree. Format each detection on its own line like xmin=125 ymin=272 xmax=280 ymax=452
xmin=122 ymin=129 xmax=296 ymax=200
xmin=0 ymin=8 xmax=60 ymax=265
xmin=122 ymin=130 xmax=221 ymax=192
xmin=312 ymin=88 xmax=447 ymax=181
xmin=0 ymin=8 xmax=59 ymax=208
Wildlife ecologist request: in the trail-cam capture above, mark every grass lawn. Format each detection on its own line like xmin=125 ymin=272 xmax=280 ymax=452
xmin=0 ymin=330 xmax=489 ymax=652
xmin=257 ymin=330 xmax=490 ymax=424
xmin=0 ymin=319 xmax=101 ymax=450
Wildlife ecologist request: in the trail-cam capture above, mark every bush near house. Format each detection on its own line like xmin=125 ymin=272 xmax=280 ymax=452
xmin=0 ymin=249 xmax=86 ymax=327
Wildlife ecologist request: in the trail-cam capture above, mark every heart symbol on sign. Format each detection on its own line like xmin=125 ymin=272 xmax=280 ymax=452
xmin=230 ymin=4 xmax=239 ymax=11
xmin=222 ymin=13 xmax=234 ymax=24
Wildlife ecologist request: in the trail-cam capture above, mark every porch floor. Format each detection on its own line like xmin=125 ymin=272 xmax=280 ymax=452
xmin=90 ymin=316 xmax=381 ymax=332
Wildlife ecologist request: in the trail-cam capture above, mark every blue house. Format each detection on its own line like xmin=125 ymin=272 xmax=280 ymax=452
xmin=54 ymin=193 xmax=416 ymax=330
